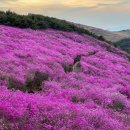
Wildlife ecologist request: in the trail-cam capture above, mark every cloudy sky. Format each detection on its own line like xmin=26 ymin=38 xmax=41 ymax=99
xmin=0 ymin=0 xmax=130 ymax=31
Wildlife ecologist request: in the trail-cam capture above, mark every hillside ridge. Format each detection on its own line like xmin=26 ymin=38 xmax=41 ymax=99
xmin=72 ymin=22 xmax=130 ymax=42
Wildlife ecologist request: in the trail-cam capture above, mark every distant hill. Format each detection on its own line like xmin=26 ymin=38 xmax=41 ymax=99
xmin=114 ymin=38 xmax=130 ymax=53
xmin=118 ymin=30 xmax=130 ymax=36
xmin=71 ymin=22 xmax=130 ymax=53
xmin=72 ymin=23 xmax=130 ymax=42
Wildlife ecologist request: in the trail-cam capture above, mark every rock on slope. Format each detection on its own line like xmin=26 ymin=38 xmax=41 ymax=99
xmin=0 ymin=25 xmax=130 ymax=130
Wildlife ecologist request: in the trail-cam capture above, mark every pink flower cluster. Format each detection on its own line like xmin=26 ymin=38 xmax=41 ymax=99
xmin=0 ymin=25 xmax=130 ymax=130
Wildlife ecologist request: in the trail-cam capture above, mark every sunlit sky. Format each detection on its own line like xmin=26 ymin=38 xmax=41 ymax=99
xmin=0 ymin=0 xmax=130 ymax=31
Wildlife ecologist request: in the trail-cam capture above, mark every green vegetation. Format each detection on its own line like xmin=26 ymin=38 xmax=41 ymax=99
xmin=0 ymin=10 xmax=106 ymax=41
xmin=114 ymin=38 xmax=130 ymax=53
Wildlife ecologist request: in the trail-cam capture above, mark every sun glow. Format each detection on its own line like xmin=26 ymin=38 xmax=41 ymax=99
xmin=61 ymin=0 xmax=121 ymax=7
xmin=0 ymin=0 xmax=122 ymax=9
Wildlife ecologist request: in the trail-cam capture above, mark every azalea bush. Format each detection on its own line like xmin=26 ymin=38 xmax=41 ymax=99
xmin=0 ymin=25 xmax=130 ymax=129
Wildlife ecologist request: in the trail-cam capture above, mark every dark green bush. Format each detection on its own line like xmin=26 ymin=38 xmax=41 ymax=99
xmin=114 ymin=38 xmax=130 ymax=53
xmin=98 ymin=36 xmax=105 ymax=41
xmin=7 ymin=71 xmax=49 ymax=93
xmin=108 ymin=99 xmax=125 ymax=112
xmin=71 ymin=96 xmax=85 ymax=103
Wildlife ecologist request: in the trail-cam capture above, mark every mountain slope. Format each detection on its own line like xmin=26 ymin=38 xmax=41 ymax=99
xmin=0 ymin=11 xmax=105 ymax=42
xmin=114 ymin=38 xmax=130 ymax=52
xmin=72 ymin=23 xmax=130 ymax=42
xmin=0 ymin=25 xmax=130 ymax=129
xmin=117 ymin=30 xmax=130 ymax=36
xmin=1 ymin=11 xmax=129 ymax=54
xmin=72 ymin=22 xmax=130 ymax=53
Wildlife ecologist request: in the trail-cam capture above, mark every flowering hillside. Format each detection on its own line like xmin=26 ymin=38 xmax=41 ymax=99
xmin=0 ymin=25 xmax=130 ymax=130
